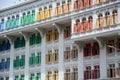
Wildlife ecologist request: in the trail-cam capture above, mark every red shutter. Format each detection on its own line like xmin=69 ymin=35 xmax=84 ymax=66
xmin=78 ymin=0 xmax=83 ymax=9
xmin=84 ymin=71 xmax=86 ymax=80
xmin=74 ymin=1 xmax=77 ymax=10
xmin=78 ymin=22 xmax=82 ymax=32
xmin=74 ymin=24 xmax=77 ymax=33
xmin=84 ymin=21 xmax=89 ymax=31
xmin=84 ymin=0 xmax=89 ymax=7
xmin=91 ymin=70 xmax=95 ymax=79
xmin=64 ymin=73 xmax=66 ymax=80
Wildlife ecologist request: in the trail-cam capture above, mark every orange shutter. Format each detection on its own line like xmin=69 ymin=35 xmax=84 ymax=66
xmin=78 ymin=0 xmax=83 ymax=9
xmin=64 ymin=4 xmax=68 ymax=13
xmin=102 ymin=17 xmax=106 ymax=27
xmin=109 ymin=15 xmax=113 ymax=25
xmin=78 ymin=22 xmax=82 ymax=32
xmin=84 ymin=21 xmax=89 ymax=31
xmin=74 ymin=24 xmax=77 ymax=33
xmin=49 ymin=8 xmax=52 ymax=17
xmin=54 ymin=7 xmax=57 ymax=16
xmin=96 ymin=18 xmax=99 ymax=28
xmin=89 ymin=20 xmax=93 ymax=30
xmin=96 ymin=0 xmax=99 ymax=4
xmin=58 ymin=5 xmax=62 ymax=15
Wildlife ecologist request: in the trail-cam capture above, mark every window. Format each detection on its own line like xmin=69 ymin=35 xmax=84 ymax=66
xmin=107 ymin=64 xmax=115 ymax=78
xmin=46 ymin=71 xmax=52 ymax=80
xmin=116 ymin=39 xmax=120 ymax=52
xmin=106 ymin=40 xmax=115 ymax=54
xmin=46 ymin=50 xmax=52 ymax=63
xmin=74 ymin=19 xmax=82 ymax=33
xmin=64 ymin=47 xmax=70 ymax=61
xmin=92 ymin=42 xmax=99 ymax=56
xmin=46 ymin=30 xmax=52 ymax=42
xmin=53 ymin=49 xmax=59 ymax=62
xmin=53 ymin=70 xmax=59 ymax=80
xmin=84 ymin=66 xmax=91 ymax=79
xmin=93 ymin=65 xmax=100 ymax=79
xmin=71 ymin=46 xmax=78 ymax=59
xmin=71 ymin=68 xmax=78 ymax=80
xmin=53 ymin=29 xmax=59 ymax=40
xmin=64 ymin=69 xmax=70 ymax=80
xmin=64 ymin=26 xmax=71 ymax=38
xmin=83 ymin=43 xmax=91 ymax=57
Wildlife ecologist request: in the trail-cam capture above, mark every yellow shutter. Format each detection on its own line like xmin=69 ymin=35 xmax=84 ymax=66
xmin=36 ymin=12 xmax=40 ymax=21
xmin=45 ymin=9 xmax=50 ymax=18
xmin=96 ymin=0 xmax=99 ymax=4
xmin=109 ymin=15 xmax=113 ymax=25
xmin=49 ymin=8 xmax=52 ymax=17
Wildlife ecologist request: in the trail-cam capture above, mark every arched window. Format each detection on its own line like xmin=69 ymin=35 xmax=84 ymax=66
xmin=88 ymin=16 xmax=93 ymax=29
xmin=82 ymin=18 xmax=86 ymax=31
xmin=112 ymin=10 xmax=118 ymax=24
xmin=105 ymin=11 xmax=110 ymax=25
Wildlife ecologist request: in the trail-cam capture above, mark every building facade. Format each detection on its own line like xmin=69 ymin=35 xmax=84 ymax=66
xmin=0 ymin=0 xmax=120 ymax=80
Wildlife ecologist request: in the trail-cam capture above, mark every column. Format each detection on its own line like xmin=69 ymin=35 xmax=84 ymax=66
xmin=71 ymin=0 xmax=74 ymax=11
xmin=24 ymin=37 xmax=29 ymax=80
xmin=100 ymin=46 xmax=107 ymax=79
xmin=118 ymin=8 xmax=120 ymax=24
xmin=52 ymin=1 xmax=55 ymax=17
xmin=58 ymin=26 xmax=64 ymax=80
xmin=9 ymin=42 xmax=14 ymax=80
xmin=92 ymin=13 xmax=97 ymax=29
xmin=41 ymin=31 xmax=46 ymax=80
xmin=76 ymin=42 xmax=84 ymax=80
xmin=71 ymin=18 xmax=74 ymax=35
